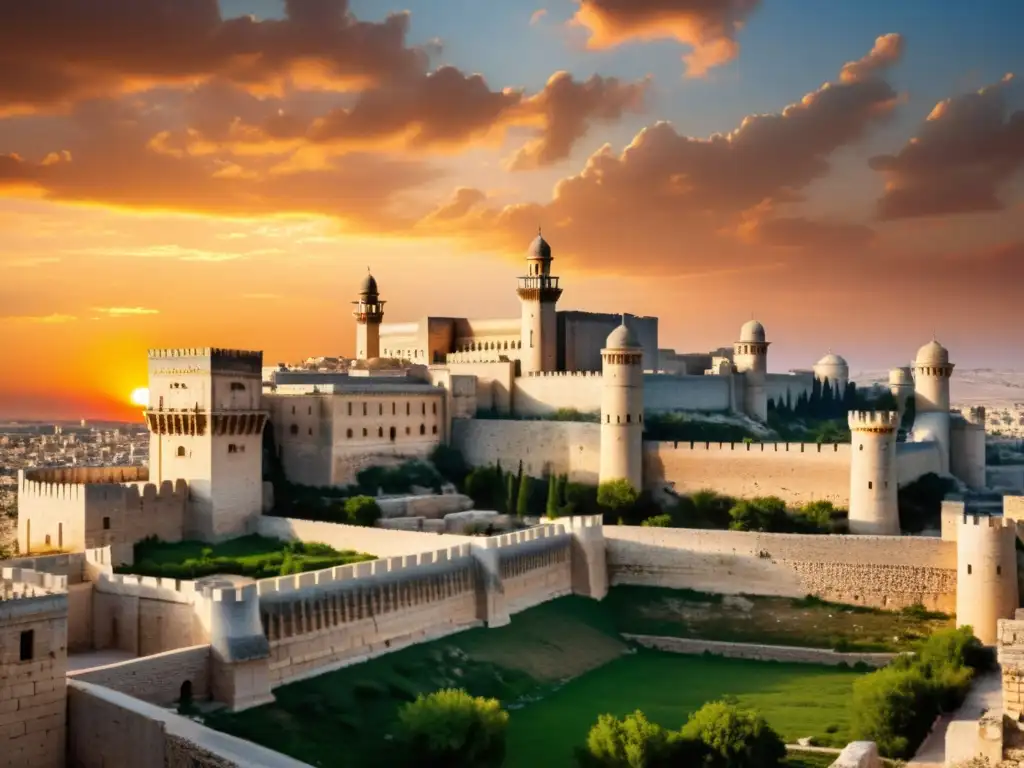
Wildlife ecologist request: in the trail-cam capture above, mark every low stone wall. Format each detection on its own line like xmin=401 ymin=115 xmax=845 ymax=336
xmin=68 ymin=645 xmax=211 ymax=706
xmin=377 ymin=493 xmax=472 ymax=520
xmin=624 ymin=635 xmax=896 ymax=668
xmin=257 ymin=516 xmax=471 ymax=556
xmin=67 ymin=680 xmax=312 ymax=768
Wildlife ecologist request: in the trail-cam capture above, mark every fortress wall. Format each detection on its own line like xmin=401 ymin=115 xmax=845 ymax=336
xmin=513 ymin=372 xmax=603 ymax=416
xmin=604 ymin=525 xmax=958 ymax=612
xmin=643 ymin=375 xmax=731 ymax=413
xmin=896 ymin=441 xmax=944 ymax=485
xmin=500 ymin=541 xmax=572 ymax=615
xmin=452 ymin=419 xmax=601 ymax=482
xmin=443 ymin=360 xmax=516 ymax=414
xmin=643 ymin=441 xmax=852 ymax=507
xmin=92 ymin=575 xmax=207 ymax=654
xmin=765 ymin=372 xmax=814 ymax=407
xmin=257 ymin=516 xmax=471 ymax=558
xmin=17 ymin=470 xmax=89 ymax=554
xmin=67 ymin=582 xmax=94 ymax=652
xmin=68 ymin=645 xmax=211 ymax=706
xmin=989 ymin=466 xmax=1024 ymax=492
xmin=0 ymin=551 xmax=86 ymax=581
xmin=22 ymin=466 xmax=149 ymax=485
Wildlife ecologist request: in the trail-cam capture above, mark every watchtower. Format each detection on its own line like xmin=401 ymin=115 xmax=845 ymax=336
xmin=733 ymin=320 xmax=769 ymax=421
xmin=847 ymin=410 xmax=900 ymax=535
xmin=352 ymin=270 xmax=385 ymax=360
xmin=517 ymin=231 xmax=562 ymax=374
xmin=956 ymin=515 xmax=1018 ymax=645
xmin=599 ymin=318 xmax=644 ymax=491
xmin=912 ymin=339 xmax=954 ymax=473
xmin=144 ymin=348 xmax=268 ymax=541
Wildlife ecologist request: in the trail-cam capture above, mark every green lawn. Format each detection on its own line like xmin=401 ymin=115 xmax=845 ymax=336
xmin=782 ymin=752 xmax=839 ymax=768
xmin=604 ymin=585 xmax=953 ymax=652
xmin=116 ymin=534 xmax=374 ymax=580
xmin=504 ymin=651 xmax=861 ymax=768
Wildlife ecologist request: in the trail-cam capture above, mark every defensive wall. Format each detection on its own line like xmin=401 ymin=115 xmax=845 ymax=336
xmin=256 ymin=515 xmax=473 ymax=556
xmin=17 ymin=467 xmax=187 ymax=554
xmin=603 ymin=525 xmax=958 ymax=611
xmin=452 ymin=418 xmax=601 ymax=481
xmin=67 ymin=645 xmax=211 ymax=706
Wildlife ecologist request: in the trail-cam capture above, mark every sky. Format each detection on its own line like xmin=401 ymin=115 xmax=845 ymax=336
xmin=1 ymin=0 xmax=1023 ymax=421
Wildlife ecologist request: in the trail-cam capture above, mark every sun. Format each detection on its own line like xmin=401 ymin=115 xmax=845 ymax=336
xmin=129 ymin=387 xmax=150 ymax=407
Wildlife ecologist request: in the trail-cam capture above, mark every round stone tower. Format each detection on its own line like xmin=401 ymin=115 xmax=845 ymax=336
xmin=847 ymin=410 xmax=901 ymax=535
xmin=733 ymin=320 xmax=769 ymax=421
xmin=912 ymin=339 xmax=954 ymax=473
xmin=352 ymin=270 xmax=385 ymax=360
xmin=517 ymin=231 xmax=562 ymax=374
xmin=599 ymin=318 xmax=644 ymax=490
xmin=955 ymin=514 xmax=1018 ymax=645
xmin=888 ymin=366 xmax=914 ymax=417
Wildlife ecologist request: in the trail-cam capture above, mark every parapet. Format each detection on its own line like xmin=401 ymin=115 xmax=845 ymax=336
xmin=523 ymin=371 xmax=603 ymax=378
xmin=148 ymin=347 xmax=263 ymax=374
xmin=1 ymin=566 xmax=68 ymax=597
xmin=848 ymin=410 xmax=900 ymax=432
xmin=93 ymin=571 xmax=198 ymax=603
xmin=21 ymin=465 xmax=149 ymax=487
xmin=646 ymin=440 xmax=846 ymax=454
xmin=958 ymin=514 xmax=1018 ymax=535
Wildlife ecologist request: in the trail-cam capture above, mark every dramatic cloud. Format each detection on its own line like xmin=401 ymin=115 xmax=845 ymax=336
xmin=571 ymin=0 xmax=760 ymax=76
xmin=0 ymin=0 xmax=432 ymax=111
xmin=869 ymin=73 xmax=1024 ymax=220
xmin=420 ymin=35 xmax=903 ymax=274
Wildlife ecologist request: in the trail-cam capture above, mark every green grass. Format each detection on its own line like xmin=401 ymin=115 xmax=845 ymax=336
xmin=604 ymin=585 xmax=953 ymax=652
xmin=116 ymin=534 xmax=375 ymax=580
xmin=503 ymin=651 xmax=862 ymax=768
xmin=782 ymin=751 xmax=840 ymax=768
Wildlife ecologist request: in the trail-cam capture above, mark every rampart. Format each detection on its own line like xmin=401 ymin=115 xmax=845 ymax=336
xmin=17 ymin=467 xmax=187 ymax=553
xmin=603 ymin=525 xmax=958 ymax=611
xmin=644 ymin=440 xmax=852 ymax=507
xmin=452 ymin=419 xmax=601 ymax=481
xmin=67 ymin=645 xmax=211 ymax=706
xmin=513 ymin=372 xmax=603 ymax=417
xmin=256 ymin=516 xmax=472 ymax=556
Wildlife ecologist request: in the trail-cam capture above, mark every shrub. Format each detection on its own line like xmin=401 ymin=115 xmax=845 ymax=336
xmin=598 ymin=480 xmax=640 ymax=520
xmin=577 ymin=710 xmax=702 ymax=768
xmin=516 ymin=475 xmax=533 ymax=518
xmin=679 ymin=700 xmax=786 ymax=768
xmin=344 ymin=495 xmax=382 ymax=527
xmin=396 ymin=688 xmax=508 ymax=768
xmin=430 ymin=444 xmax=469 ymax=487
xmin=641 ymin=514 xmax=672 ymax=528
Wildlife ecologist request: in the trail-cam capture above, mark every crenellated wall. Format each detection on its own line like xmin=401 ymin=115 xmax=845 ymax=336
xmin=644 ymin=440 xmax=852 ymax=507
xmin=603 ymin=525 xmax=958 ymax=611
xmin=499 ymin=535 xmax=572 ymax=614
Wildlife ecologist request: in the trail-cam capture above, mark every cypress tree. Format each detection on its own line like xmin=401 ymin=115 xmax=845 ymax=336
xmin=556 ymin=474 xmax=567 ymax=508
xmin=505 ymin=473 xmax=517 ymax=515
xmin=516 ymin=474 xmax=532 ymax=518
xmin=545 ymin=474 xmax=559 ymax=519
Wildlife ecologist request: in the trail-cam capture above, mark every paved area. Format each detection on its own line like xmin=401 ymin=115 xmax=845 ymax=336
xmin=67 ymin=650 xmax=136 ymax=673
xmin=909 ymin=670 xmax=1002 ymax=767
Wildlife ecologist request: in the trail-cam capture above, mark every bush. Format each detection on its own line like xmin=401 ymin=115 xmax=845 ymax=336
xmin=641 ymin=514 xmax=672 ymax=528
xmin=679 ymin=700 xmax=786 ymax=768
xmin=578 ymin=710 xmax=700 ymax=768
xmin=598 ymin=480 xmax=640 ymax=521
xmin=396 ymin=688 xmax=508 ymax=768
xmin=430 ymin=444 xmax=469 ymax=487
xmin=344 ymin=496 xmax=382 ymax=527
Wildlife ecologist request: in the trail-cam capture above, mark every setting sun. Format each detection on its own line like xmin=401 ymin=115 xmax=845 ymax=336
xmin=129 ymin=387 xmax=149 ymax=408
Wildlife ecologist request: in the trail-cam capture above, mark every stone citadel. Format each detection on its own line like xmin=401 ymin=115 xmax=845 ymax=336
xmin=1 ymin=232 xmax=1019 ymax=767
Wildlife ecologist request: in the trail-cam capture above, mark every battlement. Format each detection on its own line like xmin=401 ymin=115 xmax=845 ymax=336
xmin=847 ymin=410 xmax=900 ymax=431
xmin=94 ymin=571 xmax=198 ymax=602
xmin=19 ymin=469 xmax=186 ymax=505
xmin=478 ymin=523 xmax=569 ymax=549
xmin=21 ymin=466 xmax=149 ymax=486
xmin=1 ymin=566 xmax=68 ymax=598
xmin=148 ymin=347 xmax=263 ymax=374
xmin=524 ymin=371 xmax=603 ymax=378
xmin=960 ymin=514 xmax=1018 ymax=531
xmin=646 ymin=440 xmax=848 ymax=455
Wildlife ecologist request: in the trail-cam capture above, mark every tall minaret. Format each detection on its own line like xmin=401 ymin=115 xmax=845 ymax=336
xmin=599 ymin=317 xmax=644 ymax=490
xmin=352 ymin=269 xmax=385 ymax=360
xmin=911 ymin=339 xmax=954 ymax=474
xmin=733 ymin=320 xmax=769 ymax=421
xmin=517 ymin=230 xmax=562 ymax=374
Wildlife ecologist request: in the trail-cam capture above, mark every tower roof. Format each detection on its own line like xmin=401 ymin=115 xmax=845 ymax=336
xmin=527 ymin=232 xmax=552 ymax=261
xmin=915 ymin=339 xmax=949 ymax=366
xmin=359 ymin=270 xmax=379 ymax=297
xmin=888 ymin=366 xmax=913 ymax=385
xmin=816 ymin=352 xmax=848 ymax=368
xmin=738 ymin=319 xmax=766 ymax=343
xmin=605 ymin=317 xmax=640 ymax=349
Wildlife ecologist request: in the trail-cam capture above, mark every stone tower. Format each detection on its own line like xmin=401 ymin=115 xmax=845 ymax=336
xmin=733 ymin=320 xmax=769 ymax=421
xmin=888 ymin=366 xmax=914 ymax=419
xmin=599 ymin=318 xmax=644 ymax=490
xmin=352 ymin=270 xmax=385 ymax=361
xmin=956 ymin=514 xmax=1018 ymax=645
xmin=517 ymin=231 xmax=562 ymax=374
xmin=145 ymin=348 xmax=268 ymax=541
xmin=912 ymin=339 xmax=954 ymax=474
xmin=847 ymin=410 xmax=901 ymax=536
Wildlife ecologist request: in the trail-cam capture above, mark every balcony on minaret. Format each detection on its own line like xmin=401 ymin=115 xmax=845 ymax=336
xmin=352 ymin=299 xmax=385 ymax=324
xmin=516 ymin=274 xmax=563 ymax=302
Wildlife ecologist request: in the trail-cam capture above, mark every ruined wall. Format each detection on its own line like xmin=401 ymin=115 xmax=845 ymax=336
xmin=257 ymin=516 xmax=471 ymax=557
xmin=68 ymin=645 xmax=210 ymax=706
xmin=644 ymin=441 xmax=852 ymax=507
xmin=604 ymin=525 xmax=958 ymax=611
xmin=452 ymin=419 xmax=601 ymax=481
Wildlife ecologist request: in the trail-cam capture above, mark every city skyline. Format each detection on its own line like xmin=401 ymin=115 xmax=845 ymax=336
xmin=2 ymin=0 xmax=1023 ymax=421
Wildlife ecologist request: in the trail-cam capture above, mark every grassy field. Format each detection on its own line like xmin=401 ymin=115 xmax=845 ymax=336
xmin=604 ymin=585 xmax=953 ymax=652
xmin=205 ymin=596 xmax=866 ymax=767
xmin=782 ymin=752 xmax=840 ymax=768
xmin=116 ymin=534 xmax=374 ymax=580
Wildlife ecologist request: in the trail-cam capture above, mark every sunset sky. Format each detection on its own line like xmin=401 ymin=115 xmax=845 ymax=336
xmin=1 ymin=0 xmax=1023 ymax=421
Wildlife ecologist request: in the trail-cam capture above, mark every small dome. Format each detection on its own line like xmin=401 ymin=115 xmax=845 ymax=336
xmin=915 ymin=339 xmax=949 ymax=366
xmin=527 ymin=233 xmax=552 ymax=261
xmin=359 ymin=272 xmax=378 ymax=296
xmin=739 ymin=320 xmax=766 ymax=343
xmin=605 ymin=321 xmax=639 ymax=349
xmin=816 ymin=352 xmax=848 ymax=368
xmin=888 ymin=366 xmax=913 ymax=386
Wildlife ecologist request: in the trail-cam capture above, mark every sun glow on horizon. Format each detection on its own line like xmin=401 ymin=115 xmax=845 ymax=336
xmin=129 ymin=387 xmax=150 ymax=407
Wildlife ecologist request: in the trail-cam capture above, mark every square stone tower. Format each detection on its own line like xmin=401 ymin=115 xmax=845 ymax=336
xmin=144 ymin=348 xmax=268 ymax=541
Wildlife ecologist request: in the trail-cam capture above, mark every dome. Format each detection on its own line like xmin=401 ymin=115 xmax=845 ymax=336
xmin=816 ymin=352 xmax=848 ymax=368
xmin=888 ymin=366 xmax=913 ymax=386
xmin=915 ymin=339 xmax=949 ymax=366
xmin=605 ymin=321 xmax=639 ymax=349
xmin=527 ymin=233 xmax=552 ymax=261
xmin=739 ymin=320 xmax=766 ymax=343
xmin=359 ymin=272 xmax=378 ymax=296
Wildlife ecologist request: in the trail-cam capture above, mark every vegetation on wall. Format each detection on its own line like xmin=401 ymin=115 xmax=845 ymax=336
xmin=650 ymin=489 xmax=846 ymax=535
xmin=898 ymin=473 xmax=959 ymax=533
xmin=643 ymin=412 xmax=762 ymax=443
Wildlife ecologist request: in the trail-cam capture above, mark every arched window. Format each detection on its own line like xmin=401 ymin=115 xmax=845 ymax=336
xmin=432 ymin=403 xmax=437 ymax=415
xmin=362 ymin=428 xmax=368 ymax=437
xmin=406 ymin=402 xmax=410 ymax=416
xmin=421 ymin=402 xmax=426 ymax=416
xmin=432 ymin=425 xmax=438 ymax=434
xmin=176 ymin=446 xmax=186 ymax=457
xmin=389 ymin=427 xmax=397 ymax=441
xmin=289 ymin=424 xmax=298 ymax=436
xmin=230 ymin=382 xmax=245 ymax=391
xmin=420 ymin=424 xmax=426 ymax=435
xmin=378 ymin=427 xmax=384 ymax=438
xmin=346 ymin=429 xmax=353 ymax=438
xmin=405 ymin=426 xmax=411 ymax=435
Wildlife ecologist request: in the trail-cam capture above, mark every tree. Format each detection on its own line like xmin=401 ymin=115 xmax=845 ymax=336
xmin=679 ymin=700 xmax=786 ymax=768
xmin=429 ymin=445 xmax=469 ymax=487
xmin=505 ymin=473 xmax=517 ymax=516
xmin=396 ymin=689 xmax=508 ymax=768
xmin=344 ymin=496 xmax=382 ymax=527
xmin=546 ymin=474 xmax=559 ymax=519
xmin=516 ymin=474 xmax=533 ymax=518
xmin=578 ymin=710 xmax=701 ymax=768
xmin=641 ymin=514 xmax=672 ymax=527
xmin=597 ymin=479 xmax=639 ymax=520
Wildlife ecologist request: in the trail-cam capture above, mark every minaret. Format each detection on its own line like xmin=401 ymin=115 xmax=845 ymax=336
xmin=517 ymin=230 xmax=562 ymax=374
xmin=599 ymin=317 xmax=644 ymax=490
xmin=352 ymin=269 xmax=385 ymax=360
xmin=733 ymin=320 xmax=769 ymax=421
xmin=911 ymin=339 xmax=954 ymax=474
xmin=847 ymin=410 xmax=901 ymax=536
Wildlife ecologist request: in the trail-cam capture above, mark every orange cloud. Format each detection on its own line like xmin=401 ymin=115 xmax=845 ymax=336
xmin=869 ymin=73 xmax=1024 ymax=220
xmin=570 ymin=0 xmax=760 ymax=76
xmin=531 ymin=9 xmax=548 ymax=25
